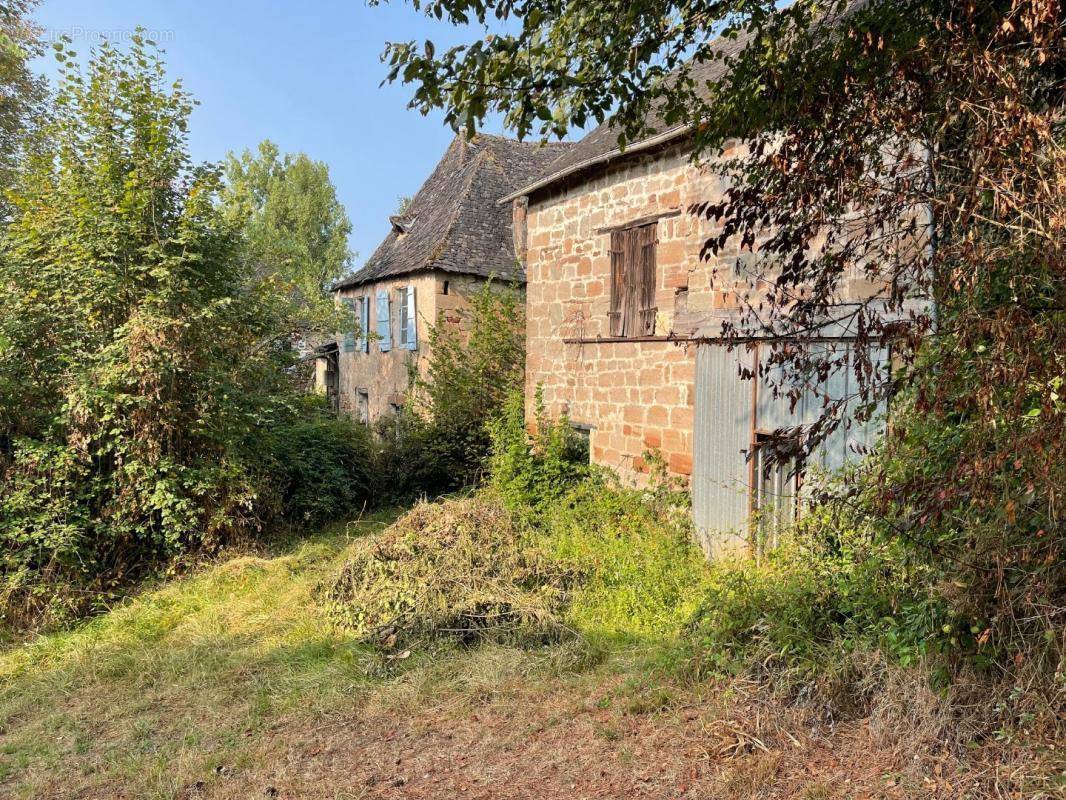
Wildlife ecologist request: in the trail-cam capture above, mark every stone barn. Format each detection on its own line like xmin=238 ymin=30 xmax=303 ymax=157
xmin=503 ymin=68 xmax=907 ymax=554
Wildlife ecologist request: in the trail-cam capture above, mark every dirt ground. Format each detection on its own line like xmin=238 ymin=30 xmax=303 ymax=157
xmin=188 ymin=678 xmax=986 ymax=800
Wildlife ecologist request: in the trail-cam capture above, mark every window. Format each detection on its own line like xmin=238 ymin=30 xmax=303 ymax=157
xmin=397 ymin=286 xmax=418 ymax=350
xmin=608 ymin=222 xmax=657 ymax=337
xmin=442 ymin=280 xmax=449 ymax=295
xmin=376 ymin=289 xmax=391 ymax=351
xmin=750 ymin=433 xmax=801 ymax=552
xmin=569 ymin=422 xmax=593 ymax=464
xmin=341 ymin=297 xmax=357 ymax=352
xmin=357 ymin=296 xmax=370 ymax=353
xmin=389 ymin=402 xmax=404 ymax=416
xmin=356 ymin=389 xmax=369 ymax=425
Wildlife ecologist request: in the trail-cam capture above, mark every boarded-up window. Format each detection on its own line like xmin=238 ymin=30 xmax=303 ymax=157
xmin=608 ymin=222 xmax=657 ymax=337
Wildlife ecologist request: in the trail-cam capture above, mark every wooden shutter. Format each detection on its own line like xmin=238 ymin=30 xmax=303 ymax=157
xmin=608 ymin=230 xmax=625 ymax=336
xmin=638 ymin=223 xmax=658 ymax=335
xmin=622 ymin=227 xmax=642 ymax=336
xmin=376 ymin=289 xmax=391 ymax=351
xmin=359 ymin=296 xmax=370 ymax=352
xmin=406 ymin=286 xmax=417 ymax=350
xmin=609 ymin=222 xmax=658 ymax=338
xmin=397 ymin=288 xmax=409 ymax=346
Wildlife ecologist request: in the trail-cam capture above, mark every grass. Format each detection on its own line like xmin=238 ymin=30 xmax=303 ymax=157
xmin=0 ymin=511 xmax=407 ymax=798
xmin=0 ymin=506 xmax=700 ymax=799
xmin=2 ymin=495 xmax=1056 ymax=799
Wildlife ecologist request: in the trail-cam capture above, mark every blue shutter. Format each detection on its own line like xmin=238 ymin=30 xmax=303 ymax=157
xmin=341 ymin=298 xmax=356 ymax=352
xmin=405 ymin=286 xmax=418 ymax=350
xmin=376 ymin=289 xmax=391 ymax=352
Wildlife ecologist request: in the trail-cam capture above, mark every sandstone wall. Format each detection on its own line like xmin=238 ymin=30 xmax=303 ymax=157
xmin=336 ymin=271 xmax=516 ymax=422
xmin=524 ymin=138 xmax=891 ymax=485
xmin=524 ymin=142 xmax=747 ymax=483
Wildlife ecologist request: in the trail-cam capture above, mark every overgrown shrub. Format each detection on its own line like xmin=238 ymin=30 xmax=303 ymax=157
xmin=376 ymin=282 xmax=525 ymax=498
xmin=0 ymin=37 xmax=372 ymax=630
xmin=686 ymin=500 xmax=930 ymax=679
xmin=863 ymin=339 xmax=1065 ymax=677
xmin=254 ymin=398 xmax=378 ymax=528
xmin=368 ymin=409 xmax=438 ymax=502
xmin=488 ymin=388 xmax=590 ymax=513
xmin=320 ymin=495 xmax=572 ymax=649
xmin=541 ymin=475 xmax=711 ymax=640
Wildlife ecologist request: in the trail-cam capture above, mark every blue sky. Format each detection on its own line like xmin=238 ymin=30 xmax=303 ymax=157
xmin=30 ymin=0 xmax=544 ymax=269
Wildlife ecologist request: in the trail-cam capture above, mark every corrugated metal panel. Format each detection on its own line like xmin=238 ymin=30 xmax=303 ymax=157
xmin=813 ymin=343 xmax=890 ymax=471
xmin=692 ymin=345 xmax=752 ymax=555
xmin=694 ymin=341 xmax=890 ymax=558
xmin=818 ymin=342 xmax=851 ymax=472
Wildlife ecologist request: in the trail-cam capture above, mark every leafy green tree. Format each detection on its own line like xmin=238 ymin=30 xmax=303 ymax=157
xmin=417 ymin=282 xmax=525 ymax=483
xmin=0 ymin=0 xmax=47 ymax=222
xmin=221 ymin=140 xmax=353 ymax=336
xmin=374 ymin=283 xmax=525 ymax=498
xmin=0 ymin=34 xmax=370 ymax=626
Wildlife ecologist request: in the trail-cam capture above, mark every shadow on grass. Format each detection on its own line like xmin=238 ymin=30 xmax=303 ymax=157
xmin=0 ymin=503 xmax=702 ymax=799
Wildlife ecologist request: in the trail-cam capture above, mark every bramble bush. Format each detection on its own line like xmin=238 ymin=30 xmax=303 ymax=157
xmin=0 ymin=36 xmax=372 ymax=629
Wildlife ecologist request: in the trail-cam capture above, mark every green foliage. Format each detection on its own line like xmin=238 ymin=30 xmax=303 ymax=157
xmin=368 ymin=407 xmax=441 ymax=502
xmin=488 ymin=387 xmax=589 ymax=513
xmin=221 ymin=139 xmax=353 ymax=336
xmin=253 ymin=398 xmax=378 ymax=528
xmin=414 ymin=281 xmax=526 ymax=489
xmin=0 ymin=35 xmax=373 ymax=628
xmin=862 ymin=328 xmax=1065 ymax=671
xmin=320 ymin=495 xmax=571 ymax=649
xmin=321 ymin=476 xmax=711 ymax=654
xmin=372 ymin=281 xmax=526 ymax=501
xmin=541 ymin=476 xmax=710 ymax=641
xmin=687 ymin=500 xmax=945 ymax=683
xmin=0 ymin=1 xmax=47 ymax=223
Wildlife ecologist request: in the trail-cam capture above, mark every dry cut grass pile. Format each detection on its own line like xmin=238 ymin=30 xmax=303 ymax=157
xmin=319 ymin=496 xmax=574 ymax=649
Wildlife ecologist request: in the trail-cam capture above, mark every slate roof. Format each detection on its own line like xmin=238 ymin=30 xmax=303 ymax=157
xmin=334 ymin=135 xmax=574 ymax=290
xmin=499 ymin=31 xmax=755 ymax=203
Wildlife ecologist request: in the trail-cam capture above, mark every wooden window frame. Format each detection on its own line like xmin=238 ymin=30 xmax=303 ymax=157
xmin=608 ymin=222 xmax=658 ymax=338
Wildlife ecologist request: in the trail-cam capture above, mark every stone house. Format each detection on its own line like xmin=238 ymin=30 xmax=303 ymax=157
xmin=326 ymin=134 xmax=571 ymax=423
xmin=503 ymin=62 xmax=906 ymax=555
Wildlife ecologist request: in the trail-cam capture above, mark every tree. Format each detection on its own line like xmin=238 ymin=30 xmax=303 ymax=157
xmin=416 ymin=281 xmax=525 ymax=484
xmin=375 ymin=283 xmax=525 ymax=498
xmin=221 ymin=140 xmax=353 ymax=337
xmin=381 ymin=0 xmax=1064 ymax=664
xmin=0 ymin=0 xmax=47 ymax=222
xmin=0 ymin=34 xmax=360 ymax=623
